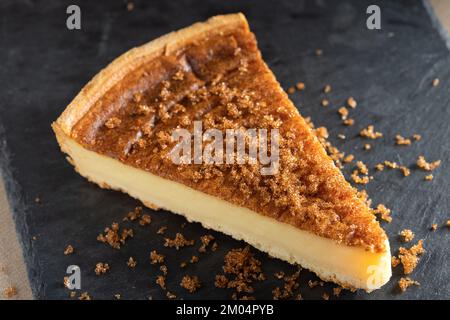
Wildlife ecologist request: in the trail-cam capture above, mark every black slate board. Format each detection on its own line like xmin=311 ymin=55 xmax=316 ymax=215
xmin=1 ymin=0 xmax=449 ymax=300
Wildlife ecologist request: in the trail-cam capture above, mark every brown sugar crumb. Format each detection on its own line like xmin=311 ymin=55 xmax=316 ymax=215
xmin=180 ymin=275 xmax=201 ymax=293
xmin=3 ymin=286 xmax=17 ymax=298
xmin=190 ymin=256 xmax=199 ymax=264
xmin=287 ymin=87 xmax=295 ymax=94
xmin=399 ymin=240 xmax=425 ymax=274
xmin=337 ymin=134 xmax=346 ymax=140
xmin=343 ymin=118 xmax=354 ymax=126
xmin=391 ymin=256 xmax=400 ymax=268
xmin=69 ymin=291 xmax=76 ymax=299
xmin=315 ymin=48 xmax=323 ymax=56
xmin=156 ymin=275 xmax=166 ymax=290
xmin=322 ymin=293 xmax=330 ymax=300
xmin=360 ymin=125 xmax=383 ymax=139
xmin=417 ymin=155 xmax=441 ymax=171
xmin=157 ymin=226 xmax=167 ymax=235
xmin=338 ymin=106 xmax=348 ymax=120
xmin=272 ymin=269 xmax=301 ymax=300
xmin=215 ymin=275 xmax=229 ymax=288
xmin=127 ymin=257 xmax=137 ymax=268
xmin=384 ymin=160 xmax=398 ymax=169
xmin=446 ymin=220 xmax=450 ymax=227
xmin=166 ymin=291 xmax=177 ymax=299
xmin=373 ymin=204 xmax=392 ymax=223
xmin=398 ymin=277 xmax=420 ymax=292
xmin=94 ymin=262 xmax=110 ymax=275
xmin=104 ymin=117 xmax=121 ymax=129
xmin=399 ymin=166 xmax=411 ymax=177
xmin=432 ymin=78 xmax=440 ymax=87
xmin=425 ymin=174 xmax=433 ymax=181
xmin=343 ymin=154 xmax=354 ymax=163
xmin=321 ymin=99 xmax=330 ymax=107
xmin=333 ymin=287 xmax=342 ymax=297
xmin=150 ymin=250 xmax=165 ymax=265
xmin=198 ymin=234 xmax=215 ymax=253
xmin=180 ymin=262 xmax=188 ymax=268
xmin=139 ymin=214 xmax=151 ymax=226
xmin=323 ymin=84 xmax=332 ymax=93
xmin=125 ymin=206 xmax=142 ymax=221
xmin=97 ymin=222 xmax=133 ymax=249
xmin=308 ymin=280 xmax=319 ymax=288
xmin=431 ymin=223 xmax=438 ymax=231
xmin=413 ymin=134 xmax=422 ymax=141
xmin=164 ymin=233 xmax=194 ymax=250
xmin=356 ymin=161 xmax=369 ymax=175
xmin=363 ymin=143 xmax=371 ymax=150
xmin=375 ymin=163 xmax=385 ymax=171
xmin=160 ymin=265 xmax=168 ymax=275
xmin=400 ymin=229 xmax=415 ymax=242
xmin=274 ymin=271 xmax=285 ymax=279
xmin=79 ymin=292 xmax=92 ymax=300
xmin=351 ymin=170 xmax=370 ymax=185
xmin=63 ymin=276 xmax=70 ymax=289
xmin=64 ymin=245 xmax=74 ymax=255
xmin=114 ymin=293 xmax=121 ymax=300
xmin=211 ymin=242 xmax=219 ymax=252
xmin=347 ymin=97 xmax=357 ymax=108
xmin=217 ymin=247 xmax=265 ymax=298
xmin=296 ymin=82 xmax=305 ymax=91
xmin=395 ymin=135 xmax=412 ymax=146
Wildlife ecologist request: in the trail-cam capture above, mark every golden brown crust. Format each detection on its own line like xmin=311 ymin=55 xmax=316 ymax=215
xmin=53 ymin=14 xmax=387 ymax=253
xmin=54 ymin=13 xmax=248 ymax=136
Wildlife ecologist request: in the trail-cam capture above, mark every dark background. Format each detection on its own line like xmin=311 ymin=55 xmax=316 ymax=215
xmin=0 ymin=0 xmax=449 ymax=299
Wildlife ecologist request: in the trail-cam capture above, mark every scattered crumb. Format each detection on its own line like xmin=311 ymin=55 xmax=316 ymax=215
xmin=322 ymin=293 xmax=330 ymax=300
xmin=333 ymin=287 xmax=342 ymax=297
xmin=125 ymin=206 xmax=142 ymax=221
xmin=157 ymin=226 xmax=167 ymax=235
xmin=398 ymin=240 xmax=425 ymax=274
xmin=351 ymin=170 xmax=370 ymax=185
xmin=360 ymin=125 xmax=383 ymax=139
xmin=446 ymin=220 xmax=450 ymax=227
xmin=97 ymin=222 xmax=133 ymax=249
xmin=272 ymin=269 xmax=301 ymax=300
xmin=296 ymin=82 xmax=305 ymax=91
xmin=34 ymin=197 xmax=41 ymax=204
xmin=114 ymin=293 xmax=121 ymax=300
xmin=343 ymin=154 xmax=354 ymax=163
xmin=391 ymin=256 xmax=400 ymax=268
xmin=356 ymin=161 xmax=369 ymax=175
xmin=398 ymin=277 xmax=420 ymax=292
xmin=347 ymin=97 xmax=357 ymax=108
xmin=166 ymin=291 xmax=177 ymax=299
xmin=274 ymin=271 xmax=285 ymax=279
xmin=139 ymin=214 xmax=151 ymax=226
xmin=63 ymin=276 xmax=70 ymax=289
xmin=315 ymin=48 xmax=323 ymax=56
xmin=160 ymin=265 xmax=168 ymax=275
xmin=198 ymin=234 xmax=215 ymax=253
xmin=338 ymin=106 xmax=348 ymax=120
xmin=431 ymin=223 xmax=438 ymax=231
xmin=180 ymin=262 xmax=187 ymax=268
xmin=180 ymin=275 xmax=202 ymax=293
xmin=432 ymin=78 xmax=440 ymax=87
xmin=308 ymin=280 xmax=319 ymax=288
xmin=287 ymin=87 xmax=295 ymax=94
xmin=343 ymin=118 xmax=354 ymax=126
xmin=150 ymin=250 xmax=165 ymax=265
xmin=425 ymin=174 xmax=433 ymax=181
xmin=79 ymin=292 xmax=91 ymax=300
xmin=323 ymin=84 xmax=331 ymax=93
xmin=375 ymin=163 xmax=385 ymax=171
xmin=69 ymin=291 xmax=76 ymax=298
xmin=215 ymin=275 xmax=229 ymax=288
xmin=64 ymin=245 xmax=74 ymax=255
xmin=94 ymin=262 xmax=110 ymax=275
xmin=373 ymin=204 xmax=392 ymax=223
xmin=363 ymin=143 xmax=371 ymax=150
xmin=400 ymin=229 xmax=414 ymax=242
xmin=321 ymin=99 xmax=329 ymax=107
xmin=127 ymin=257 xmax=137 ymax=268
xmin=211 ymin=242 xmax=219 ymax=252
xmin=3 ymin=286 xmax=17 ymax=298
xmin=413 ymin=134 xmax=422 ymax=141
xmin=337 ymin=134 xmax=346 ymax=140
xmin=417 ymin=155 xmax=441 ymax=171
xmin=190 ymin=256 xmax=199 ymax=264
xmin=164 ymin=233 xmax=195 ymax=250
xmin=399 ymin=166 xmax=410 ymax=177
xmin=156 ymin=275 xmax=166 ymax=290
xmin=395 ymin=135 xmax=412 ymax=146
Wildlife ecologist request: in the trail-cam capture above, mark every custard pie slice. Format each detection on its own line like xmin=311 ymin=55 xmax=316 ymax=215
xmin=52 ymin=13 xmax=391 ymax=291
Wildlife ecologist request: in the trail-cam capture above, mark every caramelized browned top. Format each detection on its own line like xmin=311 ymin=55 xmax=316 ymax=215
xmin=71 ymin=25 xmax=387 ymax=252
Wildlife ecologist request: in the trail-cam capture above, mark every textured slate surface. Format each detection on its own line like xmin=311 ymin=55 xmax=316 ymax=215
xmin=0 ymin=0 xmax=449 ymax=299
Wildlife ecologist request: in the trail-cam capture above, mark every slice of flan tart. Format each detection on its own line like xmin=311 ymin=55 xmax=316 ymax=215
xmin=52 ymin=13 xmax=391 ymax=291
